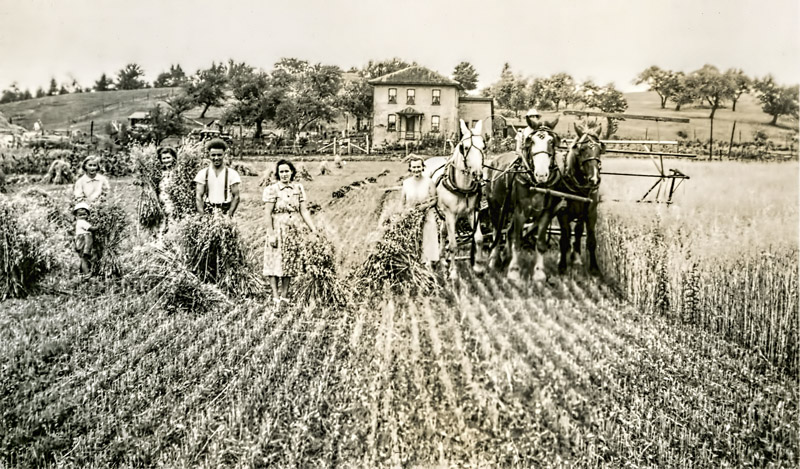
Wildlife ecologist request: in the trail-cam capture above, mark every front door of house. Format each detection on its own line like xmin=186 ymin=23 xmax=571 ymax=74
xmin=406 ymin=117 xmax=415 ymax=139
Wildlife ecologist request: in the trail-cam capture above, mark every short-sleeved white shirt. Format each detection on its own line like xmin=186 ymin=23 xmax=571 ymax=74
xmin=194 ymin=166 xmax=241 ymax=204
xmin=75 ymin=219 xmax=92 ymax=236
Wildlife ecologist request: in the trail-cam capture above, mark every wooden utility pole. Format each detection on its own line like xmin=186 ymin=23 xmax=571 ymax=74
xmin=728 ymin=121 xmax=736 ymax=159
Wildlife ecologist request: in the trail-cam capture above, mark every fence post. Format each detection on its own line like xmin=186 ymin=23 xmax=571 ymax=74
xmin=366 ymin=134 xmax=370 ymax=154
xmin=333 ymin=137 xmax=337 ymax=156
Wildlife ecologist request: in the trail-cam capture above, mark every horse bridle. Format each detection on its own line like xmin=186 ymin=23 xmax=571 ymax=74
xmin=456 ymin=134 xmax=485 ymax=181
xmin=528 ymin=128 xmax=558 ymax=160
xmin=569 ymin=133 xmax=604 ymax=188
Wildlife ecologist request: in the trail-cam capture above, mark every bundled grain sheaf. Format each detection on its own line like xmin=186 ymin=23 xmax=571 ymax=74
xmin=88 ymin=196 xmax=130 ymax=278
xmin=40 ymin=159 xmax=74 ymax=184
xmin=0 ymin=200 xmax=55 ymax=299
xmin=167 ymin=143 xmax=206 ymax=219
xmin=352 ymin=207 xmax=437 ymax=294
xmin=124 ymin=243 xmax=229 ymax=314
xmin=283 ymin=226 xmax=348 ymax=307
xmin=178 ymin=213 xmax=266 ymax=297
xmin=132 ymin=144 xmax=164 ymax=229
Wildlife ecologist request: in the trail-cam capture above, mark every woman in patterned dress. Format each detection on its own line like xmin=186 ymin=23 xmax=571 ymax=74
xmin=263 ymin=159 xmax=316 ymax=305
xmin=156 ymin=147 xmax=177 ymax=238
xmin=402 ymin=155 xmax=440 ymax=268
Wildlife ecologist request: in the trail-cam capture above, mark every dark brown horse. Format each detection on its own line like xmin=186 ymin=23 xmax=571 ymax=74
xmin=485 ymin=118 xmax=561 ymax=282
xmin=555 ymin=122 xmax=606 ymax=275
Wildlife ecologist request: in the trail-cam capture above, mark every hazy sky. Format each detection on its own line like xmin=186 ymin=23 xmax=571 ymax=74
xmin=0 ymin=0 xmax=797 ymax=92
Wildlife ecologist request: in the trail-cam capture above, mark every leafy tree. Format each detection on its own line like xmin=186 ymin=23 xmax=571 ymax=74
xmin=35 ymin=87 xmax=46 ymax=98
xmin=184 ymin=62 xmax=228 ymax=118
xmin=94 ymin=73 xmax=112 ymax=92
xmin=452 ymin=61 xmax=479 ymax=95
xmin=753 ymin=75 xmax=800 ymax=125
xmin=337 ymin=77 xmax=373 ymax=131
xmin=271 ymin=58 xmax=343 ymax=138
xmin=635 ymin=66 xmax=681 ymax=109
xmin=360 ymin=58 xmax=416 ymax=79
xmin=133 ymin=104 xmax=185 ymax=143
xmin=224 ymin=66 xmax=282 ymax=139
xmin=593 ymin=83 xmax=628 ymax=138
xmin=116 ymin=63 xmax=147 ymax=90
xmin=20 ymin=89 xmax=32 ymax=100
xmin=167 ymin=91 xmax=195 ymax=117
xmin=47 ymin=78 xmax=58 ymax=96
xmin=578 ymin=79 xmax=601 ymax=109
xmin=153 ymin=64 xmax=187 ymax=88
xmin=725 ymin=68 xmax=751 ymax=112
xmin=226 ymin=59 xmax=253 ymax=82
xmin=688 ymin=65 xmax=735 ymax=119
xmin=58 ymin=85 xmax=69 ymax=95
xmin=670 ymin=72 xmax=696 ymax=111
xmin=484 ymin=63 xmax=529 ymax=116
xmin=544 ymin=73 xmax=576 ymax=111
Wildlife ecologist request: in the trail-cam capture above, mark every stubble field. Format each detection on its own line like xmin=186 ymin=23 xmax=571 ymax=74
xmin=0 ymin=157 xmax=797 ymax=468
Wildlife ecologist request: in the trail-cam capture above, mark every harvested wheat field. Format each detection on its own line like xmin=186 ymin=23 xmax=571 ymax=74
xmin=0 ymin=159 xmax=797 ymax=468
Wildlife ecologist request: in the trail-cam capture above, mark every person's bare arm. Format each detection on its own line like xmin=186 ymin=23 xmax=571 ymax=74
xmin=265 ymin=201 xmax=277 ymax=246
xmin=195 ymin=183 xmax=205 ymax=213
xmin=227 ymin=183 xmax=240 ymax=217
xmin=299 ymin=201 xmax=316 ymax=232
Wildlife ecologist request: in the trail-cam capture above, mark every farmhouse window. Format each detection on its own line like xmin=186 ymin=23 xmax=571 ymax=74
xmin=431 ymin=115 xmax=440 ymax=132
xmin=432 ymin=89 xmax=440 ymax=105
xmin=406 ymin=89 xmax=415 ymax=105
xmin=388 ymin=114 xmax=396 ymax=131
xmin=388 ymin=88 xmax=397 ymax=104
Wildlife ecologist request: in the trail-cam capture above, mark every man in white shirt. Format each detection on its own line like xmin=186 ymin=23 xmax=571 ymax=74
xmin=73 ymin=156 xmax=111 ymax=204
xmin=194 ymin=138 xmax=241 ymax=216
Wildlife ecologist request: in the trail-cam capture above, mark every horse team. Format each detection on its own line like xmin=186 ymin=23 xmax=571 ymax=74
xmin=424 ymin=115 xmax=606 ymax=282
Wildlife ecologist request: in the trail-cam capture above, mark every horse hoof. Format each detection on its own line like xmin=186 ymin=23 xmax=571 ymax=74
xmin=571 ymin=254 xmax=583 ymax=266
xmin=473 ymin=263 xmax=485 ymax=276
xmin=558 ymin=263 xmax=567 ymax=275
xmin=449 ymin=269 xmax=458 ymax=281
xmin=589 ymin=266 xmax=601 ymax=277
xmin=507 ymin=269 xmax=521 ymax=282
xmin=533 ymin=269 xmax=546 ymax=283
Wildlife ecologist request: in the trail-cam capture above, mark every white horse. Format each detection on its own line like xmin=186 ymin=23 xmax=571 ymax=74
xmin=424 ymin=119 xmax=486 ymax=280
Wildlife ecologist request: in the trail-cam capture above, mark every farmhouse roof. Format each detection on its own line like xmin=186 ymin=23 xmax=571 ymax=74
xmin=368 ymin=66 xmax=462 ymax=89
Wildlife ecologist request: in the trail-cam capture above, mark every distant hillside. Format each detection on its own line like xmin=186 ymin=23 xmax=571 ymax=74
xmin=0 ymin=88 xmax=179 ymax=133
xmin=1 ymin=87 xmax=796 ymax=145
xmin=519 ymin=91 xmax=797 ymax=144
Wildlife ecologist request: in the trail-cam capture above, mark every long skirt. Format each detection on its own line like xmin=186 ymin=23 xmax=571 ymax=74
xmin=421 ymin=209 xmax=440 ymax=263
xmin=263 ymin=212 xmax=303 ymax=277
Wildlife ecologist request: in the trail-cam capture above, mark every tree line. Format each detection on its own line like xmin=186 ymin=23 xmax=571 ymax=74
xmin=635 ymin=65 xmax=798 ymax=125
xmin=1 ymin=59 xmax=796 ymax=136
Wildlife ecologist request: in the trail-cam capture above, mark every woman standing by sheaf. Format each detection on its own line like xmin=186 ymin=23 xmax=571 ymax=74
xmin=155 ymin=146 xmax=177 ymax=236
xmin=263 ymin=159 xmax=316 ymax=306
xmin=402 ymin=155 xmax=440 ymax=269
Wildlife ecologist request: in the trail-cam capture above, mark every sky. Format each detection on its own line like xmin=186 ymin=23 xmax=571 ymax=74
xmin=0 ymin=0 xmax=798 ymax=93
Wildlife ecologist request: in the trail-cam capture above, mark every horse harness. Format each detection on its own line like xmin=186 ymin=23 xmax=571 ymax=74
xmin=435 ymin=134 xmax=484 ymax=196
xmin=560 ymin=133 xmax=603 ymax=197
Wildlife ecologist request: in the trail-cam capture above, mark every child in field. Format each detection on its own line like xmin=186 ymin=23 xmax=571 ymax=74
xmin=73 ymin=202 xmax=94 ymax=275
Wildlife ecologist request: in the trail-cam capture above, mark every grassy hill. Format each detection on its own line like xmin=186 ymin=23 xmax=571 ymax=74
xmin=1 ymin=88 xmax=796 ymax=145
xmin=0 ymin=88 xmax=178 ymax=133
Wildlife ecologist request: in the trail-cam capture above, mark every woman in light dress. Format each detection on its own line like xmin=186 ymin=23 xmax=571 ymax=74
xmin=263 ymin=159 xmax=316 ymax=306
xmin=401 ymin=155 xmax=440 ymax=268
xmin=156 ymin=147 xmax=177 ymax=237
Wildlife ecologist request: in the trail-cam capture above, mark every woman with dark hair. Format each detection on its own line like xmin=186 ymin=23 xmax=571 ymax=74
xmin=156 ymin=146 xmax=177 ymax=236
xmin=262 ymin=159 xmax=316 ymax=306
